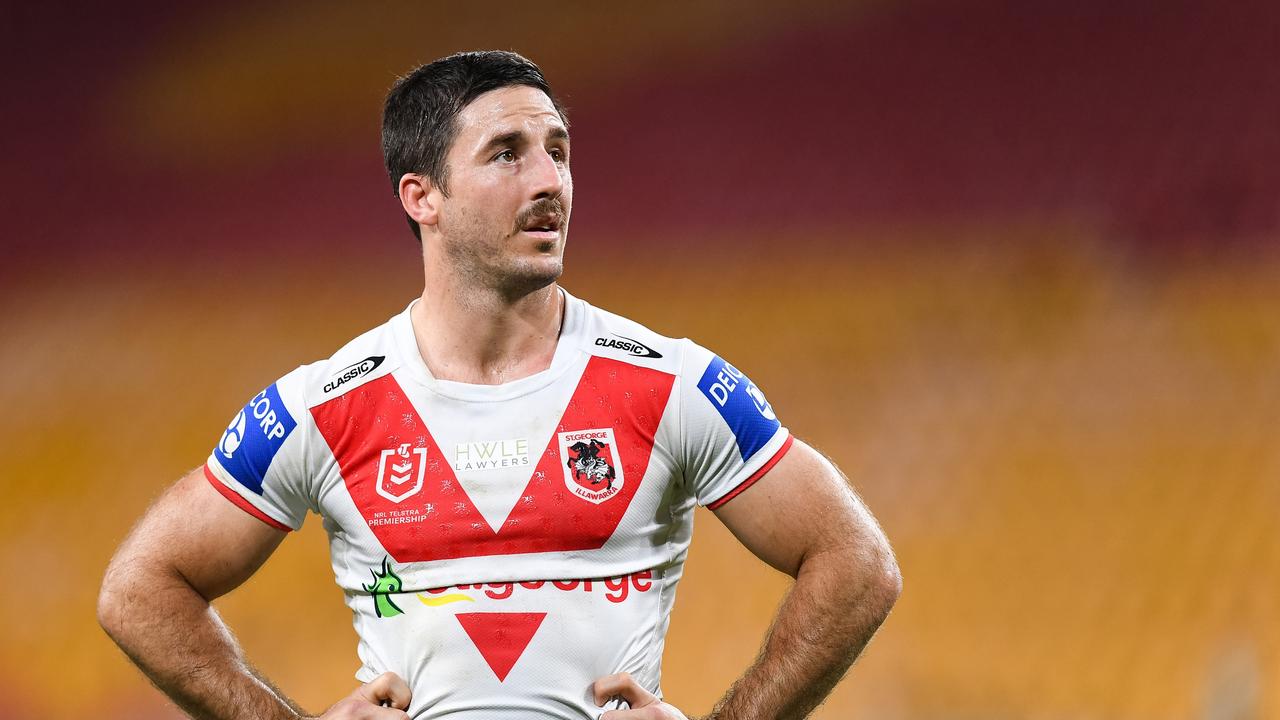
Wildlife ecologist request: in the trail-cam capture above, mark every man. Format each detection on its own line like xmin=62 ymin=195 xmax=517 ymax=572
xmin=98 ymin=51 xmax=901 ymax=720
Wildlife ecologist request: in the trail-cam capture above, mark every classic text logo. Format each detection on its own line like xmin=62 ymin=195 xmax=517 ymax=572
xmin=323 ymin=356 xmax=385 ymax=394
xmin=594 ymin=334 xmax=662 ymax=359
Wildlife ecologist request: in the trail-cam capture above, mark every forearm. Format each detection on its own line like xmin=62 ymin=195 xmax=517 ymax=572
xmin=98 ymin=560 xmax=306 ymax=720
xmin=705 ymin=547 xmax=901 ymax=720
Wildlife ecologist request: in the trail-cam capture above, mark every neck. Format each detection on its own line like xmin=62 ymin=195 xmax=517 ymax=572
xmin=410 ymin=277 xmax=564 ymax=385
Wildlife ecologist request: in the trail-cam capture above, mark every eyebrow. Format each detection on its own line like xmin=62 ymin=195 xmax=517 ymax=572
xmin=478 ymin=126 xmax=571 ymax=156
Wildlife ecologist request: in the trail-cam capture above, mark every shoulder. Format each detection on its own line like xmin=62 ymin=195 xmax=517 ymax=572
xmin=279 ymin=307 xmax=407 ymax=408
xmin=572 ymin=296 xmax=785 ymax=451
xmin=570 ymin=293 xmax=696 ymax=376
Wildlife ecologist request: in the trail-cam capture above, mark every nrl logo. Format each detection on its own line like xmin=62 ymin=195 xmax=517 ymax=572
xmin=558 ymin=428 xmax=624 ymax=504
xmin=376 ymin=442 xmax=427 ymax=503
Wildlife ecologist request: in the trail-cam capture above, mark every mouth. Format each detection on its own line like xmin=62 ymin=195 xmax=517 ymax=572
xmin=518 ymin=213 xmax=563 ymax=239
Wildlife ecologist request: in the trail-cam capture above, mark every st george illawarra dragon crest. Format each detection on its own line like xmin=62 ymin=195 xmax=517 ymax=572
xmin=557 ymin=428 xmax=624 ymax=504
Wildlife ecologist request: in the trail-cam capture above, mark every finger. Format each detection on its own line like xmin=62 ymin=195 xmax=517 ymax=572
xmin=362 ymin=707 xmax=411 ymax=720
xmin=605 ymin=703 xmax=688 ymax=720
xmin=353 ymin=671 xmax=413 ymax=710
xmin=592 ymin=672 xmax=659 ymax=708
xmin=601 ymin=710 xmax=649 ymax=720
xmin=356 ymin=705 xmax=411 ymax=720
xmin=325 ymin=697 xmax=410 ymax=719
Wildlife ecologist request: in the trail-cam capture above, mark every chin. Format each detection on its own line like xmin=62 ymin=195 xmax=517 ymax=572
xmin=501 ymin=256 xmax=564 ymax=296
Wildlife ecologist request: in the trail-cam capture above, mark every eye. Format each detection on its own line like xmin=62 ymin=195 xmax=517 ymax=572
xmin=549 ymin=147 xmax=568 ymax=163
xmin=495 ymin=149 xmax=516 ymax=163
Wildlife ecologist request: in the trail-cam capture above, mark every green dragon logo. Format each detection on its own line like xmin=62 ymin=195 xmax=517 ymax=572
xmin=363 ymin=557 xmax=404 ymax=618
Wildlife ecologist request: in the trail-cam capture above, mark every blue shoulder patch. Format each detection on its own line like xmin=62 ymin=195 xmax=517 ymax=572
xmin=697 ymin=356 xmax=781 ymax=462
xmin=215 ymin=383 xmax=297 ymax=495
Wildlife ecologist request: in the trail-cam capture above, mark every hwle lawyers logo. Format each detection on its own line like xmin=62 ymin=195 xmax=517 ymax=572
xmin=454 ymin=438 xmax=530 ymax=472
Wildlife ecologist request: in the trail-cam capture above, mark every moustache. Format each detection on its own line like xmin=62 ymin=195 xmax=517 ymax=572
xmin=514 ymin=196 xmax=567 ymax=234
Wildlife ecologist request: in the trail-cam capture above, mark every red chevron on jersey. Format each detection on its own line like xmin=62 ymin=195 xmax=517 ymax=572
xmin=312 ymin=357 xmax=675 ymax=563
xmin=456 ymin=612 xmax=547 ymax=682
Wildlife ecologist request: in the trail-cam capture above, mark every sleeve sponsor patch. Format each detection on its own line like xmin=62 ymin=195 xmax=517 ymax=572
xmin=697 ymin=356 xmax=781 ymax=462
xmin=215 ymin=383 xmax=297 ymax=495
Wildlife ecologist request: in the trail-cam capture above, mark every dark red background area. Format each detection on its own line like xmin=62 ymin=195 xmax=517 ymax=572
xmin=5 ymin=0 xmax=1278 ymax=277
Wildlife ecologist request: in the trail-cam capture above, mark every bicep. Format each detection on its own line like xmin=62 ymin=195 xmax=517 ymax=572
xmin=108 ymin=467 xmax=287 ymax=601
xmin=711 ymin=439 xmax=889 ymax=578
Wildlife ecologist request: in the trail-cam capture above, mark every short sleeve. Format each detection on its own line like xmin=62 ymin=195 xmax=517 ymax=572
xmin=203 ymin=367 xmax=313 ymax=531
xmin=677 ymin=341 xmax=794 ymax=509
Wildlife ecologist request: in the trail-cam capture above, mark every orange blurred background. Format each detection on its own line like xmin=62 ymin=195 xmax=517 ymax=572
xmin=3 ymin=2 xmax=1278 ymax=718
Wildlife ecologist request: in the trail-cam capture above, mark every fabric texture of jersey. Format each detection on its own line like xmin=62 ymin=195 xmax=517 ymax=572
xmin=205 ymin=289 xmax=792 ymax=719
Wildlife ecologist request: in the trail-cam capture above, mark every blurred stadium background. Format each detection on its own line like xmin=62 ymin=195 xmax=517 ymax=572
xmin=2 ymin=1 xmax=1278 ymax=718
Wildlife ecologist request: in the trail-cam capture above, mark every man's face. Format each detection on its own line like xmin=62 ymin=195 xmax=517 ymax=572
xmin=433 ymin=85 xmax=572 ymax=295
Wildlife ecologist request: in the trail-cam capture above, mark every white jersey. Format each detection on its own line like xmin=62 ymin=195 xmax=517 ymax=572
xmin=205 ymin=289 xmax=792 ymax=719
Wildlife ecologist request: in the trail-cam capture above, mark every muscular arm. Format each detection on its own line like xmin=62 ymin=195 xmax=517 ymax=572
xmin=705 ymin=440 xmax=902 ymax=720
xmin=99 ymin=467 xmax=413 ymax=720
xmin=97 ymin=468 xmax=307 ymax=720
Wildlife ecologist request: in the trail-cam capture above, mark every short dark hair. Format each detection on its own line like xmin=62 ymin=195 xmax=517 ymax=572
xmin=382 ymin=50 xmax=567 ymax=241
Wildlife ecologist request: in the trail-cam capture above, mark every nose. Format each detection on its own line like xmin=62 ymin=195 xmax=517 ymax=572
xmin=528 ymin=147 xmax=565 ymax=200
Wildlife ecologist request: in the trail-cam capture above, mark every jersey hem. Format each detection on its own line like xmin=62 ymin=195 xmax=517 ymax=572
xmin=203 ymin=464 xmax=293 ymax=532
xmin=705 ymin=434 xmax=795 ymax=511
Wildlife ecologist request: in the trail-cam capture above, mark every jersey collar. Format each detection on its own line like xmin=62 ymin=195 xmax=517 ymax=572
xmin=390 ymin=288 xmax=587 ymax=402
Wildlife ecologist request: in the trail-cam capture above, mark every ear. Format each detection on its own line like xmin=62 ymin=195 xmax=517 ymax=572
xmin=398 ymin=173 xmax=443 ymax=231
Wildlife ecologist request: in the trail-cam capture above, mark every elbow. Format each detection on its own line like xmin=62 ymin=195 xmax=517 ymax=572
xmin=97 ymin=563 xmax=127 ymax=641
xmin=98 ymin=549 xmax=203 ymax=644
xmin=858 ymin=540 xmax=902 ymax=622
xmin=807 ymin=536 xmax=902 ymax=621
xmin=98 ymin=553 xmax=149 ymax=643
xmin=877 ymin=550 xmax=903 ymax=613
